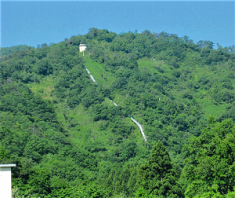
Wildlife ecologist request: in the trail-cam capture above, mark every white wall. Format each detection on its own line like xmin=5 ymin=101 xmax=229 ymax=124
xmin=79 ymin=45 xmax=87 ymax=52
xmin=0 ymin=167 xmax=12 ymax=198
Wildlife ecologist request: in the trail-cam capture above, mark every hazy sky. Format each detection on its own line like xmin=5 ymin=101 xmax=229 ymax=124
xmin=1 ymin=1 xmax=234 ymax=48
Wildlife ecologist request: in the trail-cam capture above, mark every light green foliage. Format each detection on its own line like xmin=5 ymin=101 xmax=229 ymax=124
xmin=1 ymin=28 xmax=235 ymax=197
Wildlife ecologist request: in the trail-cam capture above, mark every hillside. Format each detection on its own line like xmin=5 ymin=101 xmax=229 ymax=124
xmin=0 ymin=45 xmax=31 ymax=56
xmin=1 ymin=28 xmax=235 ymax=197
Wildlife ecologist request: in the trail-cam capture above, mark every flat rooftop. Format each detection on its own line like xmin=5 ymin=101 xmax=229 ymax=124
xmin=0 ymin=164 xmax=16 ymax=168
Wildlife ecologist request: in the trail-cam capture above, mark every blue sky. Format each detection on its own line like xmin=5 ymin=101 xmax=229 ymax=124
xmin=1 ymin=1 xmax=234 ymax=48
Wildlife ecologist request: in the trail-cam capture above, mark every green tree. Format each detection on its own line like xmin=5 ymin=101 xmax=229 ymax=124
xmin=26 ymin=167 xmax=51 ymax=196
xmin=181 ymin=119 xmax=235 ymax=197
xmin=136 ymin=141 xmax=183 ymax=197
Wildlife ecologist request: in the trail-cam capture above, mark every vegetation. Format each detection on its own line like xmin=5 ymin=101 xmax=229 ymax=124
xmin=136 ymin=141 xmax=183 ymax=197
xmin=0 ymin=45 xmax=31 ymax=56
xmin=0 ymin=28 xmax=235 ymax=197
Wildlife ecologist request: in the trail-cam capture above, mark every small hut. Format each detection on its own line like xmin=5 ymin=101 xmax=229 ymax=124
xmin=79 ymin=44 xmax=87 ymax=52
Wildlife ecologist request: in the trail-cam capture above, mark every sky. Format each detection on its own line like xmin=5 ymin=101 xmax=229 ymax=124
xmin=1 ymin=1 xmax=234 ymax=49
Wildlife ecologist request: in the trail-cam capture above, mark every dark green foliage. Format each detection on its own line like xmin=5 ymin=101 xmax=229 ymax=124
xmin=36 ymin=58 xmax=53 ymax=75
xmin=87 ymin=28 xmax=117 ymax=43
xmin=0 ymin=45 xmax=31 ymax=56
xmin=219 ymin=102 xmax=235 ymax=122
xmin=27 ymin=167 xmax=52 ymax=195
xmin=103 ymin=163 xmax=139 ymax=197
xmin=181 ymin=119 xmax=235 ymax=197
xmin=137 ymin=141 xmax=183 ymax=197
xmin=1 ymin=28 xmax=235 ymax=197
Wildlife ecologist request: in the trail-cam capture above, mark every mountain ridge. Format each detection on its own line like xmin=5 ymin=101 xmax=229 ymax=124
xmin=1 ymin=28 xmax=235 ymax=197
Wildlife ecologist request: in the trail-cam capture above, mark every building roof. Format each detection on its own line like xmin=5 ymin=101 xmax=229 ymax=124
xmin=0 ymin=164 xmax=16 ymax=168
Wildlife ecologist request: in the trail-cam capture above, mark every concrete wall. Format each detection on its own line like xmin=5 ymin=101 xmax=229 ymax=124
xmin=79 ymin=44 xmax=87 ymax=52
xmin=0 ymin=167 xmax=12 ymax=198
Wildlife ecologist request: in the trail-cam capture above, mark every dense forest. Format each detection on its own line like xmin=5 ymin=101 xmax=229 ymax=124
xmin=1 ymin=28 xmax=235 ymax=197
xmin=0 ymin=45 xmax=31 ymax=56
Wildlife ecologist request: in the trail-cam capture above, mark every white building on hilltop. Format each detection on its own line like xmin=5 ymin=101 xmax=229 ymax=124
xmin=79 ymin=44 xmax=87 ymax=52
xmin=0 ymin=164 xmax=16 ymax=198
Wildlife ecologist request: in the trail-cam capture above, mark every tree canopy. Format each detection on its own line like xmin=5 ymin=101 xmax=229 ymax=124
xmin=0 ymin=28 xmax=235 ymax=197
xmin=137 ymin=141 xmax=183 ymax=197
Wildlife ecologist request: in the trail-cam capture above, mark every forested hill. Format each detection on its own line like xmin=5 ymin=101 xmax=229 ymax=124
xmin=0 ymin=45 xmax=31 ymax=56
xmin=1 ymin=28 xmax=235 ymax=197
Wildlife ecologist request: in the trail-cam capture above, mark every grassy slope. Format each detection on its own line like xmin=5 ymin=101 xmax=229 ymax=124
xmin=28 ymin=53 xmax=230 ymax=162
xmin=81 ymin=56 xmax=230 ymax=143
xmin=28 ymin=75 xmax=54 ymax=100
xmin=29 ymin=62 xmax=146 ymax=159
xmin=84 ymin=57 xmax=116 ymax=87
xmin=138 ymin=58 xmax=229 ymax=119
xmin=138 ymin=58 xmax=172 ymax=77
xmin=83 ymin=56 xmax=150 ymax=138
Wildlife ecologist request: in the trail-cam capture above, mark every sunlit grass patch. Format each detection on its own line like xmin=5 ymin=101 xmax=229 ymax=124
xmin=84 ymin=57 xmax=116 ymax=86
xmin=29 ymin=75 xmax=55 ymax=100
